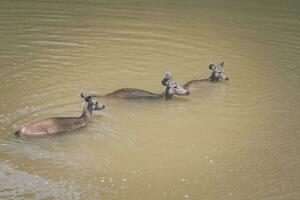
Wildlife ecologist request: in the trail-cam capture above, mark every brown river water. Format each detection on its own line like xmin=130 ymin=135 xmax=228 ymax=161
xmin=0 ymin=0 xmax=299 ymax=199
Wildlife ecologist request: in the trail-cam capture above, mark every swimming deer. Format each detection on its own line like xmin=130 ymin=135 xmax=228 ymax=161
xmin=15 ymin=92 xmax=105 ymax=137
xmin=93 ymin=72 xmax=189 ymax=101
xmin=183 ymin=62 xmax=229 ymax=91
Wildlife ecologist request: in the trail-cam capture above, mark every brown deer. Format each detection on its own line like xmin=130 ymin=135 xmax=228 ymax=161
xmin=183 ymin=62 xmax=229 ymax=91
xmin=93 ymin=72 xmax=189 ymax=101
xmin=15 ymin=92 xmax=105 ymax=137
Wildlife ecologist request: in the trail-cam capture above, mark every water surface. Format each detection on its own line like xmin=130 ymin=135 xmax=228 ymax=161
xmin=0 ymin=0 xmax=299 ymax=199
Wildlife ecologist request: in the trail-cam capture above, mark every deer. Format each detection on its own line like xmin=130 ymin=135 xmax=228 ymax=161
xmin=92 ymin=72 xmax=190 ymax=101
xmin=183 ymin=62 xmax=229 ymax=91
xmin=15 ymin=92 xmax=105 ymax=137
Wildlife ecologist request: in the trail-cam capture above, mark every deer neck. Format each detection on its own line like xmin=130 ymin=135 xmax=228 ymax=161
xmin=160 ymin=86 xmax=173 ymax=100
xmin=80 ymin=103 xmax=92 ymax=122
xmin=209 ymin=72 xmax=219 ymax=81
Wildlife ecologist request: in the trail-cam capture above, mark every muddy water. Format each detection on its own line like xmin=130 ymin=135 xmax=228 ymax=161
xmin=0 ymin=0 xmax=300 ymax=199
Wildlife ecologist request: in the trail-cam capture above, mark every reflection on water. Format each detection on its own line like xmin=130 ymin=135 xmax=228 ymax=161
xmin=0 ymin=0 xmax=299 ymax=199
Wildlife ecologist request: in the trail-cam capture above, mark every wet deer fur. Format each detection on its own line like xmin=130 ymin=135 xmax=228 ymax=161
xmin=15 ymin=92 xmax=105 ymax=136
xmin=183 ymin=62 xmax=229 ymax=90
xmin=94 ymin=72 xmax=189 ymax=101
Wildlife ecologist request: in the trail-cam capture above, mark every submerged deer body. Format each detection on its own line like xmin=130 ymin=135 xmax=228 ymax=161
xmin=15 ymin=92 xmax=105 ymax=136
xmin=94 ymin=72 xmax=189 ymax=101
xmin=183 ymin=62 xmax=229 ymax=91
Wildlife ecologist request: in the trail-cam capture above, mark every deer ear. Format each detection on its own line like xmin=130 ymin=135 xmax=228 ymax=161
xmin=161 ymin=78 xmax=168 ymax=86
xmin=80 ymin=91 xmax=92 ymax=102
xmin=209 ymin=64 xmax=214 ymax=70
xmin=164 ymin=72 xmax=172 ymax=80
xmin=85 ymin=96 xmax=92 ymax=102
xmin=161 ymin=72 xmax=172 ymax=86
xmin=220 ymin=61 xmax=224 ymax=67
xmin=80 ymin=91 xmax=87 ymax=99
